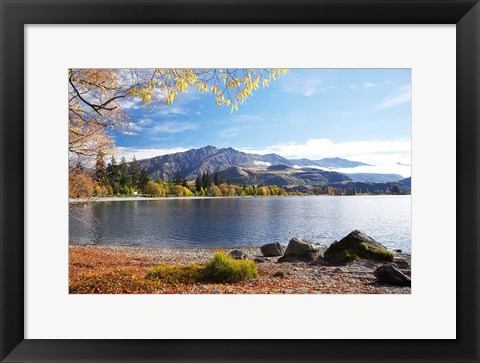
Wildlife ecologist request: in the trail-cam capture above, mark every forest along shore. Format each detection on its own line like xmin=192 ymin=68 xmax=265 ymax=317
xmin=69 ymin=234 xmax=411 ymax=294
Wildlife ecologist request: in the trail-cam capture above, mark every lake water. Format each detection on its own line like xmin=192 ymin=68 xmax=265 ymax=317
xmin=69 ymin=195 xmax=411 ymax=252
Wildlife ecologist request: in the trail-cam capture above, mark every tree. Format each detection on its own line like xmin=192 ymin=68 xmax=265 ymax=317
xmin=69 ymin=170 xmax=95 ymax=198
xmin=174 ymin=171 xmax=182 ymax=185
xmin=68 ymin=68 xmax=287 ymax=212
xmin=107 ymin=156 xmax=119 ymax=183
xmin=214 ymin=172 xmax=223 ymax=186
xmin=93 ymin=152 xmax=108 ymax=186
xmin=131 ymin=156 xmax=139 ymax=189
xmin=195 ymin=176 xmax=202 ymax=192
xmin=202 ymin=172 xmax=211 ymax=188
xmin=208 ymin=185 xmax=222 ymax=197
xmin=69 ymin=68 xmax=287 ymax=165
xmin=171 ymin=185 xmax=185 ymax=197
xmin=144 ymin=181 xmax=166 ymax=197
xmin=119 ymin=157 xmax=131 ymax=188
xmin=139 ymin=168 xmax=151 ymax=192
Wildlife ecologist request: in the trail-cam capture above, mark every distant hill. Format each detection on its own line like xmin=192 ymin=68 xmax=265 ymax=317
xmin=399 ymin=177 xmax=411 ymax=187
xmin=345 ymin=173 xmax=404 ymax=183
xmin=133 ymin=146 xmax=372 ymax=181
xmin=291 ymin=157 xmax=370 ymax=169
xmin=217 ymin=165 xmax=351 ymax=187
xmin=328 ymin=180 xmax=411 ymax=194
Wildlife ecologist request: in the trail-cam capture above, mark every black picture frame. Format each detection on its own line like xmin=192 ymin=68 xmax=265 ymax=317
xmin=1 ymin=1 xmax=479 ymax=362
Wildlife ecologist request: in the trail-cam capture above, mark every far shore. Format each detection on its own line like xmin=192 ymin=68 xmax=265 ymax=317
xmin=69 ymin=196 xmax=219 ymax=203
xmin=69 ymin=194 xmax=409 ymax=203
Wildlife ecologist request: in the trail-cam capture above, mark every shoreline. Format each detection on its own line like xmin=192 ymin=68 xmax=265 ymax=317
xmin=69 ymin=194 xmax=410 ymax=203
xmin=69 ymin=243 xmax=411 ymax=255
xmin=69 ymin=245 xmax=411 ymax=294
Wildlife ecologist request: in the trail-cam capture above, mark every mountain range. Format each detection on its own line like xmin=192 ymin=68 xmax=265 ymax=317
xmin=135 ymin=146 xmax=369 ymax=181
xmin=132 ymin=146 xmax=408 ymax=190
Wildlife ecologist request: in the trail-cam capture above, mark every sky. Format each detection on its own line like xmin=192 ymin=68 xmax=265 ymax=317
xmin=114 ymin=69 xmax=411 ymax=177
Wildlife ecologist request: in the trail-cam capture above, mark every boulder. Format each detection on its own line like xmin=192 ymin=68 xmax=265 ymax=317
xmin=374 ymin=264 xmax=411 ymax=287
xmin=261 ymin=243 xmax=286 ymax=257
xmin=278 ymin=237 xmax=322 ymax=262
xmin=310 ymin=256 xmax=330 ymax=266
xmin=323 ymin=230 xmax=394 ymax=264
xmin=393 ymin=258 xmax=410 ymax=269
xmin=229 ymin=250 xmax=247 ymax=260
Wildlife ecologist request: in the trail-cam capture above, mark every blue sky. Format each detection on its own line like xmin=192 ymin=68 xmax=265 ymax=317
xmin=115 ymin=69 xmax=411 ymax=177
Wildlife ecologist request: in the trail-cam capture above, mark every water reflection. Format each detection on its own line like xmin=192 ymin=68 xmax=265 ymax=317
xmin=69 ymin=196 xmax=411 ymax=252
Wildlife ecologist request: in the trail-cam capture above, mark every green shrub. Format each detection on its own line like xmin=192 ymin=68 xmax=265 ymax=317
xmin=146 ymin=263 xmax=202 ymax=283
xmin=200 ymin=252 xmax=258 ymax=283
xmin=272 ymin=271 xmax=285 ymax=278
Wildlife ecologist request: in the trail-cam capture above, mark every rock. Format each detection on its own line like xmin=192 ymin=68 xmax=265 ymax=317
xmin=374 ymin=264 xmax=411 ymax=287
xmin=229 ymin=250 xmax=247 ymax=260
xmin=278 ymin=237 xmax=323 ymax=262
xmin=394 ymin=249 xmax=403 ymax=253
xmin=393 ymin=258 xmax=410 ymax=269
xmin=333 ymin=267 xmax=344 ymax=273
xmin=323 ymin=230 xmax=393 ymax=264
xmin=310 ymin=256 xmax=330 ymax=266
xmin=362 ymin=261 xmax=378 ymax=269
xmin=254 ymin=257 xmax=270 ymax=263
xmin=260 ymin=243 xmax=286 ymax=257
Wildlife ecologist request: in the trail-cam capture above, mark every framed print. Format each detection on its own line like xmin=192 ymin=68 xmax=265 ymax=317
xmin=1 ymin=0 xmax=479 ymax=362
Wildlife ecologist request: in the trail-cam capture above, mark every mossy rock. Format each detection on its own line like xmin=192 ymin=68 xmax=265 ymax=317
xmin=324 ymin=230 xmax=395 ymax=264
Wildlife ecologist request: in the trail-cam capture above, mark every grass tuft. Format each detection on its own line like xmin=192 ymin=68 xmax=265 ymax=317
xmin=200 ymin=252 xmax=258 ymax=283
xmin=145 ymin=253 xmax=258 ymax=284
xmin=272 ymin=271 xmax=286 ymax=278
xmin=146 ymin=263 xmax=202 ymax=283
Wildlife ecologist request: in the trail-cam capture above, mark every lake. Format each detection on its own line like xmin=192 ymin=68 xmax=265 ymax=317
xmin=69 ymin=195 xmax=411 ymax=252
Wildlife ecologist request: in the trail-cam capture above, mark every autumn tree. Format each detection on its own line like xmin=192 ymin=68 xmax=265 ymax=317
xmin=68 ymin=68 xmax=287 ymax=213
xmin=69 ymin=68 xmax=287 ymax=165
xmin=144 ymin=181 xmax=166 ymax=197
xmin=208 ymin=185 xmax=222 ymax=197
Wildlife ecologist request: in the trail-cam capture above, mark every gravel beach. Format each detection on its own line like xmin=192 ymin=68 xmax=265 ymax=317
xmin=69 ymin=245 xmax=411 ymax=294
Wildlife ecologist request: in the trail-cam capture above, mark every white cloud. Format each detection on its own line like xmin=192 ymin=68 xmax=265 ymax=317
xmin=117 ymin=147 xmax=190 ymax=162
xmin=119 ymin=98 xmax=142 ymax=110
xmin=254 ymin=161 xmax=272 ymax=167
xmin=304 ymin=88 xmax=316 ymax=97
xmin=351 ymin=81 xmax=391 ymax=89
xmin=239 ymin=138 xmax=411 ymax=177
xmin=122 ymin=131 xmax=138 ymax=136
xmin=151 ymin=121 xmax=197 ymax=134
xmin=127 ymin=122 xmax=144 ymax=132
xmin=375 ymin=84 xmax=411 ymax=109
xmin=154 ymin=106 xmax=187 ymax=117
xmin=232 ymin=114 xmax=264 ymax=122
xmin=280 ymin=75 xmax=332 ymax=96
